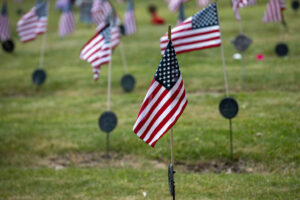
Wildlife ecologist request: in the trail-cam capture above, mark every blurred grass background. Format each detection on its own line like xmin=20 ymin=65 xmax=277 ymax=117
xmin=0 ymin=0 xmax=299 ymax=199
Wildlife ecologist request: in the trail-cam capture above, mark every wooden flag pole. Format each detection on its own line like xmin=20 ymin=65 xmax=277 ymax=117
xmin=170 ymin=128 xmax=174 ymax=165
xmin=168 ymin=25 xmax=175 ymax=200
xmin=168 ymin=25 xmax=174 ymax=167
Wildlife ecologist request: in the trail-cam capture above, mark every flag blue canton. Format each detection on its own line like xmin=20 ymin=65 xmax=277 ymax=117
xmin=36 ymin=1 xmax=48 ymax=18
xmin=155 ymin=41 xmax=180 ymax=90
xmin=127 ymin=0 xmax=134 ymax=11
xmin=1 ymin=2 xmax=7 ymax=15
xmin=192 ymin=2 xmax=218 ymax=29
xmin=102 ymin=26 xmax=111 ymax=43
xmin=62 ymin=1 xmax=72 ymax=12
xmin=178 ymin=3 xmax=185 ymax=22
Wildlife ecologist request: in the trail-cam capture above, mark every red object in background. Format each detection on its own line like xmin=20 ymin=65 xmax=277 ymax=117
xmin=151 ymin=13 xmax=165 ymax=25
xmin=148 ymin=4 xmax=165 ymax=25
xmin=256 ymin=54 xmax=265 ymax=60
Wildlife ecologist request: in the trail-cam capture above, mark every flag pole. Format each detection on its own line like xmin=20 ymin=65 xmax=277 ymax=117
xmin=217 ymin=1 xmax=234 ymax=162
xmin=38 ymin=0 xmax=50 ymax=69
xmin=119 ymin=41 xmax=129 ymax=74
xmin=216 ymin=1 xmax=230 ymax=97
xmin=239 ymin=15 xmax=246 ymax=90
xmin=107 ymin=13 xmax=114 ymax=112
xmin=168 ymin=24 xmax=175 ymax=200
xmin=104 ymin=13 xmax=114 ymax=158
xmin=168 ymin=25 xmax=175 ymax=167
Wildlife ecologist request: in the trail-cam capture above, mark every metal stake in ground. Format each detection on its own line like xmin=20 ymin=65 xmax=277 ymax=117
xmin=219 ymin=97 xmax=239 ymax=161
xmin=119 ymin=41 xmax=136 ymax=92
xmin=231 ymin=34 xmax=252 ymax=90
xmin=32 ymin=0 xmax=50 ymax=89
xmin=98 ymin=13 xmax=118 ymax=159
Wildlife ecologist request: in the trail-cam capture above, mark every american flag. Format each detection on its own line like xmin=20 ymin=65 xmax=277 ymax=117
xmin=198 ymin=0 xmax=212 ymax=7
xmin=168 ymin=0 xmax=189 ymax=12
xmin=160 ymin=3 xmax=221 ymax=55
xmin=80 ymin=23 xmax=120 ymax=80
xmin=263 ymin=0 xmax=283 ymax=23
xmin=177 ymin=2 xmax=185 ymax=25
xmin=232 ymin=0 xmax=252 ymax=21
xmin=133 ymin=41 xmax=187 ymax=147
xmin=124 ymin=0 xmax=136 ymax=35
xmin=0 ymin=2 xmax=10 ymax=41
xmin=17 ymin=0 xmax=48 ymax=43
xmin=91 ymin=0 xmax=112 ymax=29
xmin=59 ymin=0 xmax=75 ymax=37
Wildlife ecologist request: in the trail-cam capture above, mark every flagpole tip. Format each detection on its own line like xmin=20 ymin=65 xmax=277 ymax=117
xmin=168 ymin=25 xmax=171 ymax=41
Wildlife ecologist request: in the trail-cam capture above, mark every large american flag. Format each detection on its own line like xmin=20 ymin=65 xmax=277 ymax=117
xmin=80 ymin=23 xmax=120 ymax=80
xmin=263 ymin=0 xmax=284 ymax=23
xmin=91 ymin=0 xmax=112 ymax=29
xmin=59 ymin=0 xmax=75 ymax=37
xmin=17 ymin=0 xmax=48 ymax=43
xmin=124 ymin=0 xmax=136 ymax=35
xmin=133 ymin=41 xmax=187 ymax=147
xmin=160 ymin=3 xmax=221 ymax=55
xmin=0 ymin=2 xmax=10 ymax=41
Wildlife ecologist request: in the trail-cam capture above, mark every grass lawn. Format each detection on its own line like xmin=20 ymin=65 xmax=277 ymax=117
xmin=0 ymin=0 xmax=299 ymax=199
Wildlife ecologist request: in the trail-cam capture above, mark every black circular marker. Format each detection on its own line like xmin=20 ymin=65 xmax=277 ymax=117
xmin=121 ymin=74 xmax=135 ymax=92
xmin=32 ymin=69 xmax=47 ymax=86
xmin=119 ymin=24 xmax=125 ymax=35
xmin=98 ymin=111 xmax=118 ymax=133
xmin=275 ymin=43 xmax=289 ymax=57
xmin=2 ymin=40 xmax=15 ymax=53
xmin=17 ymin=8 xmax=23 ymax=15
xmin=291 ymin=0 xmax=299 ymax=11
xmin=168 ymin=163 xmax=175 ymax=196
xmin=219 ymin=97 xmax=239 ymax=119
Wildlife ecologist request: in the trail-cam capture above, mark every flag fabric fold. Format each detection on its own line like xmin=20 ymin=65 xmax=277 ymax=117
xmin=17 ymin=0 xmax=48 ymax=43
xmin=133 ymin=41 xmax=187 ymax=147
xmin=160 ymin=3 xmax=221 ymax=55
xmin=59 ymin=0 xmax=75 ymax=37
xmin=124 ymin=0 xmax=136 ymax=35
xmin=0 ymin=2 xmax=10 ymax=41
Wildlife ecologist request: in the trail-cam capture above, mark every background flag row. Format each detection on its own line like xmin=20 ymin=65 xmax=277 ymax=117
xmin=0 ymin=1 xmax=10 ymax=42
xmin=123 ymin=0 xmax=136 ymax=35
xmin=17 ymin=0 xmax=48 ymax=43
xmin=59 ymin=0 xmax=75 ymax=38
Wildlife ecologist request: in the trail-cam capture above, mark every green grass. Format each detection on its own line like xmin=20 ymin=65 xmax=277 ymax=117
xmin=0 ymin=0 xmax=299 ymax=199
